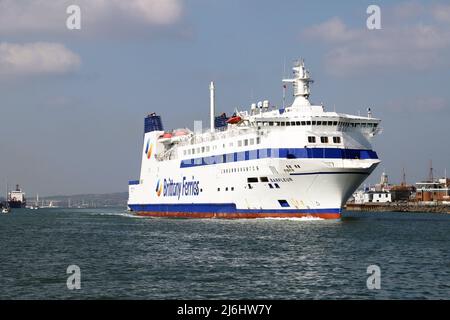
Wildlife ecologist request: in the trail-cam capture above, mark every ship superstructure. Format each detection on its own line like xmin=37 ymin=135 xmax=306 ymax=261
xmin=128 ymin=60 xmax=381 ymax=219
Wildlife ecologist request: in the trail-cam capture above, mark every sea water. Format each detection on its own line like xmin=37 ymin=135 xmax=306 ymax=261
xmin=0 ymin=208 xmax=449 ymax=299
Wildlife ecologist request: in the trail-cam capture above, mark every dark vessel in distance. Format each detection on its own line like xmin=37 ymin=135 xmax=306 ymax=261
xmin=8 ymin=184 xmax=26 ymax=208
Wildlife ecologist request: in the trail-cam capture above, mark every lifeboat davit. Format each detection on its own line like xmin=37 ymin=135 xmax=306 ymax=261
xmin=226 ymin=116 xmax=242 ymax=124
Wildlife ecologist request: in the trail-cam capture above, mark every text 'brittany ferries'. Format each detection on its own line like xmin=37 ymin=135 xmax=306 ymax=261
xmin=163 ymin=177 xmax=200 ymax=200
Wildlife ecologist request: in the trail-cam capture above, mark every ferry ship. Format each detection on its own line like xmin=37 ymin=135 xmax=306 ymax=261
xmin=128 ymin=60 xmax=381 ymax=219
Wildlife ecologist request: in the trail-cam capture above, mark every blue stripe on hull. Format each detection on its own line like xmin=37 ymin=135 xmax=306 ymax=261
xmin=180 ymin=147 xmax=378 ymax=168
xmin=128 ymin=203 xmax=341 ymax=215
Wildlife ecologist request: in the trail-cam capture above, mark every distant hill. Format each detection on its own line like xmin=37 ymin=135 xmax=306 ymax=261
xmin=39 ymin=192 xmax=128 ymax=208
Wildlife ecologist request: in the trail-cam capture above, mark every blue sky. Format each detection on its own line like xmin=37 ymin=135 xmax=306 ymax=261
xmin=0 ymin=0 xmax=449 ymax=196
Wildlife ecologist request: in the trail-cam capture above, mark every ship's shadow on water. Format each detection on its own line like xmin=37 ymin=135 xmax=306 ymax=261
xmin=0 ymin=208 xmax=449 ymax=299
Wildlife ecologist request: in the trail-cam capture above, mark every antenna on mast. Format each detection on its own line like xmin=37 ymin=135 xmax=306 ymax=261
xmin=428 ymin=160 xmax=434 ymax=182
xmin=282 ymin=58 xmax=286 ymax=108
xmin=209 ymin=81 xmax=215 ymax=133
xmin=402 ymin=167 xmax=406 ymax=186
xmin=282 ymin=58 xmax=313 ymax=107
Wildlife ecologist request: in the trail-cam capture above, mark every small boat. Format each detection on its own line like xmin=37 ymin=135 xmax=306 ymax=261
xmin=2 ymin=181 xmax=11 ymax=213
xmin=28 ymin=194 xmax=40 ymax=210
xmin=226 ymin=116 xmax=242 ymax=124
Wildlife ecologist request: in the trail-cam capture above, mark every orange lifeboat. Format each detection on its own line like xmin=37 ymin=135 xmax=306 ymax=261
xmin=226 ymin=116 xmax=242 ymax=124
xmin=159 ymin=132 xmax=173 ymax=139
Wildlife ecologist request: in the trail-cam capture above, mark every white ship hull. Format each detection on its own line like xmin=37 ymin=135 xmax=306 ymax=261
xmin=128 ymin=134 xmax=380 ymax=219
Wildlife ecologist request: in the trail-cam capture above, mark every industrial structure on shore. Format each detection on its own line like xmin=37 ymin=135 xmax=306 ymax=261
xmin=350 ymin=164 xmax=450 ymax=205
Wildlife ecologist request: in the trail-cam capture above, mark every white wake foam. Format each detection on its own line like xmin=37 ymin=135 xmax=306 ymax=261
xmin=256 ymin=216 xmax=325 ymax=221
xmin=93 ymin=212 xmax=145 ymax=218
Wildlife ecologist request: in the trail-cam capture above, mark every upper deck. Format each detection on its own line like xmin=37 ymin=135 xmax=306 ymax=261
xmin=147 ymin=59 xmax=381 ymax=162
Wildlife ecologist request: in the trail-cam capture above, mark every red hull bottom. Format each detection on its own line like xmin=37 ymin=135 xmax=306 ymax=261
xmin=134 ymin=211 xmax=341 ymax=219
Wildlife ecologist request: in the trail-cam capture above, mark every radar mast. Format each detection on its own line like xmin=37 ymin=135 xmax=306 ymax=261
xmin=282 ymin=59 xmax=314 ymax=107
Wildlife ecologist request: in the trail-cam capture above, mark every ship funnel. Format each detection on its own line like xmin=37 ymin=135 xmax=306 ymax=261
xmin=144 ymin=113 xmax=164 ymax=133
xmin=209 ymin=81 xmax=215 ymax=133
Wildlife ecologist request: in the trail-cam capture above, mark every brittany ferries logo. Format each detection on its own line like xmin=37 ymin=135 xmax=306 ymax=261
xmin=156 ymin=177 xmax=200 ymax=200
xmin=145 ymin=140 xmax=153 ymax=159
xmin=155 ymin=179 xmax=163 ymax=197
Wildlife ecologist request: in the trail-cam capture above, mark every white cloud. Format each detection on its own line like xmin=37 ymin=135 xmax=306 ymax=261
xmin=115 ymin=0 xmax=182 ymax=25
xmin=432 ymin=4 xmax=450 ymax=23
xmin=302 ymin=3 xmax=450 ymax=75
xmin=0 ymin=42 xmax=81 ymax=76
xmin=0 ymin=0 xmax=183 ymax=35
xmin=302 ymin=17 xmax=359 ymax=43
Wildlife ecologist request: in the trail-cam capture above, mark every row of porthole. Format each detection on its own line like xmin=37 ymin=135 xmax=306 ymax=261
xmin=257 ymin=120 xmax=378 ymax=128
xmin=222 ymin=166 xmax=260 ymax=174
xmin=183 ymin=137 xmax=262 ymax=157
